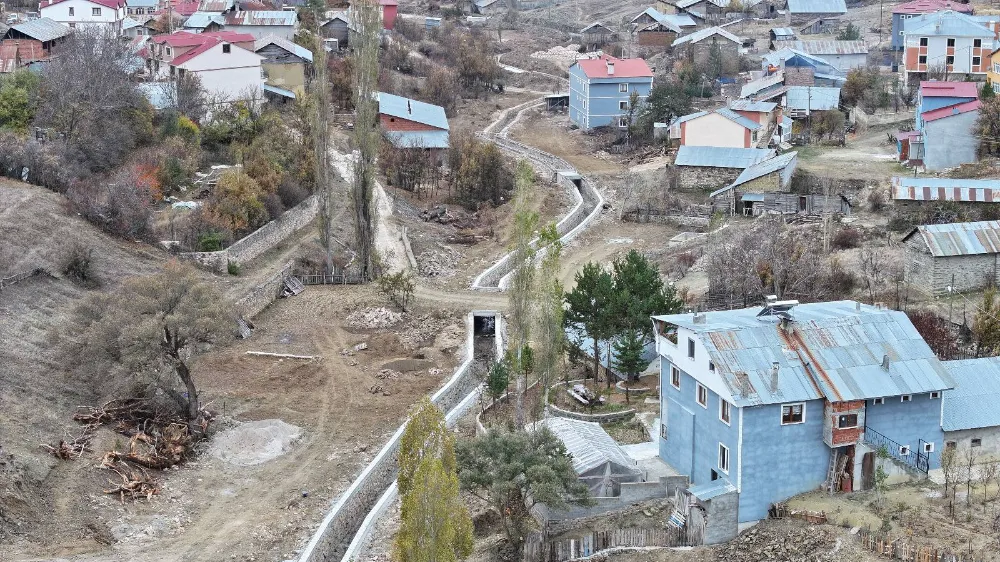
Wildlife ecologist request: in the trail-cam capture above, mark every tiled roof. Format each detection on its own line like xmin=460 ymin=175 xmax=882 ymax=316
xmin=225 ymin=10 xmax=297 ymax=26
xmin=378 ymin=92 xmax=449 ymax=130
xmin=672 ymin=26 xmax=741 ymax=46
xmin=674 ymin=146 xmax=775 ymax=168
xmin=892 ymin=176 xmax=1000 ymax=203
xmin=786 ymin=0 xmax=847 ymax=14
xmin=9 ymin=18 xmax=71 ymax=42
xmin=903 ymin=10 xmax=995 ymax=37
xmin=942 ymin=357 xmax=1000 ymax=431
xmin=534 ymin=417 xmax=640 ymax=476
xmin=904 ymin=220 xmax=1000 ymax=257
xmin=385 ymin=130 xmax=450 ymax=149
xmin=922 ymin=99 xmax=981 ymax=122
xmin=653 ymin=301 xmax=955 ymax=407
xmin=787 ymin=39 xmax=868 ymax=55
xmin=41 ymin=0 xmax=123 ymax=9
xmin=893 ymin=0 xmax=972 ymax=15
xmin=254 ymin=34 xmax=313 ymax=62
xmin=729 ymin=99 xmax=778 ymax=112
xmin=574 ymin=54 xmax=653 ymax=79
xmin=920 ymin=80 xmax=979 ymax=98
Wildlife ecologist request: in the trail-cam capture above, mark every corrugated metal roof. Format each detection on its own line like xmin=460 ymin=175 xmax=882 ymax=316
xmin=787 ymin=39 xmax=868 ymax=55
xmin=786 ymin=0 xmax=847 ymax=14
xmin=715 ymin=108 xmax=762 ymax=130
xmin=653 ymin=301 xmax=955 ymax=406
xmin=10 ymin=18 xmax=71 ymax=42
xmin=922 ymin=99 xmax=981 ymax=122
xmin=731 ymin=151 xmax=798 ymax=187
xmin=785 ymin=86 xmax=841 ymax=111
xmin=907 ymin=221 xmax=1000 ymax=257
xmin=263 ymin=83 xmax=296 ymax=98
xmin=674 ymin=146 xmax=775 ymax=168
xmin=378 ymin=92 xmax=449 ymax=130
xmin=184 ymin=11 xmax=226 ymax=28
xmin=255 ymin=34 xmax=313 ymax=62
xmin=729 ymin=99 xmax=778 ymax=113
xmin=741 ymin=71 xmax=784 ymax=98
xmin=903 ymin=10 xmax=995 ymax=38
xmin=741 ymin=193 xmax=765 ymax=202
xmin=942 ymin=357 xmax=1000 ymax=431
xmin=688 ymin=479 xmax=736 ymax=500
xmin=771 ymin=27 xmax=796 ymax=37
xmin=197 ymin=0 xmax=235 ymax=12
xmin=226 ymin=10 xmax=298 ymax=26
xmin=385 ymin=130 xmax=450 ymax=149
xmin=893 ymin=0 xmax=972 ymax=15
xmin=127 ymin=0 xmax=159 ymax=7
xmin=580 ymin=22 xmax=613 ymax=33
xmin=672 ymin=26 xmax=741 ymax=46
xmin=632 ymin=8 xmax=696 ymax=33
xmin=534 ymin=417 xmax=640 ymax=475
xmin=891 ymin=176 xmax=1000 ymax=203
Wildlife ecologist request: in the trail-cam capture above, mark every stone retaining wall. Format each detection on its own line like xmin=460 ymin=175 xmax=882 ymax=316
xmin=235 ymin=261 xmax=293 ymax=319
xmin=180 ymin=195 xmax=319 ymax=273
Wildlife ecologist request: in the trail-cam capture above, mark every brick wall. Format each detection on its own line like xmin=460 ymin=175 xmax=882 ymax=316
xmin=380 ymin=114 xmax=440 ymax=132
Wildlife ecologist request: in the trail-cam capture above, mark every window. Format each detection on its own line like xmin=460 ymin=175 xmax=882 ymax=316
xmin=687 ymin=338 xmax=695 ymax=359
xmin=919 ymin=37 xmax=928 ymax=46
xmin=670 ymin=366 xmax=680 ymax=389
xmin=919 ymin=55 xmax=927 ymax=64
xmin=781 ymin=403 xmax=804 ymax=425
xmin=752 ymin=131 xmax=758 ymax=142
xmin=711 ymin=469 xmax=719 ymax=481
xmin=660 ymin=423 xmax=667 ymax=439
xmin=696 ymin=383 xmax=708 ymax=408
xmin=901 ymin=394 xmax=912 ymax=402
xmin=975 ymin=39 xmax=983 ymax=48
xmin=718 ymin=444 xmax=730 ymax=473
xmin=972 ymin=438 xmax=982 ymax=447
xmin=994 ymin=82 xmax=1000 ymax=94
xmin=946 ymin=55 xmax=955 ymax=65
xmin=92 ymin=7 xmax=101 ymax=15
xmin=68 ymin=6 xmax=74 ymax=15
xmin=900 ymin=445 xmax=910 ymax=456
xmin=930 ymin=391 xmax=940 ymax=399
xmin=923 ymin=442 xmax=935 ymax=453
xmin=709 ymin=361 xmax=715 ymax=372
xmin=165 ymin=46 xmax=171 ymax=55
xmin=619 ymin=83 xmax=628 ymax=93
xmin=619 ymin=100 xmax=628 ymax=110
xmin=720 ymin=399 xmax=731 ymax=425
xmin=222 ymin=43 xmax=232 ymax=54
xmin=973 ymin=56 xmax=982 ymax=67
xmin=946 ymin=441 xmax=957 ymax=449
xmin=947 ymin=38 xmax=955 ymax=47
xmin=837 ymin=414 xmax=858 ymax=429
xmin=872 ymin=397 xmax=884 ymax=405
xmin=582 ymin=100 xmax=587 ymax=109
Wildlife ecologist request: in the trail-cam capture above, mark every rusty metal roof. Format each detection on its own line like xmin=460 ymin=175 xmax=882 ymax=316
xmin=905 ymin=220 xmax=1000 ymax=257
xmin=892 ymin=176 xmax=1000 ymax=203
xmin=653 ymin=301 xmax=954 ymax=406
xmin=225 ymin=10 xmax=297 ymax=26
xmin=787 ymin=39 xmax=868 ymax=55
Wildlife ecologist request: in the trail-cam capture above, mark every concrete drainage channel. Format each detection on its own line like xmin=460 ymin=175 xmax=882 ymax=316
xmin=471 ymin=134 xmax=605 ymax=292
xmin=297 ymin=311 xmax=503 ymax=562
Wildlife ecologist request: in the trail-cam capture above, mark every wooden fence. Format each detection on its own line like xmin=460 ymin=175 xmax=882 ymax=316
xmin=857 ymin=529 xmax=986 ymax=562
xmin=524 ymin=527 xmax=699 ymax=562
xmin=0 ymin=268 xmax=47 ymax=292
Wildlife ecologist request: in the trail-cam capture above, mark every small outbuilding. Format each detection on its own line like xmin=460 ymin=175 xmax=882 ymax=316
xmin=671 ymin=26 xmax=741 ymax=76
xmin=942 ymin=357 xmax=1000 ymax=459
xmin=785 ymin=0 xmax=847 ymax=25
xmin=580 ymin=22 xmax=614 ymax=50
xmin=903 ymin=220 xmax=1000 ymax=294
xmin=534 ymin=417 xmax=644 ymax=497
xmin=672 ymin=145 xmax=775 ymax=191
xmin=892 ymin=177 xmax=1000 ymax=214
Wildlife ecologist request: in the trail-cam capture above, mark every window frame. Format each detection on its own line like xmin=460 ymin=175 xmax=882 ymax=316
xmin=670 ymin=366 xmax=680 ymax=390
xmin=918 ymin=55 xmax=927 ymax=64
xmin=619 ymin=100 xmax=629 ymax=110
xmin=718 ymin=443 xmax=730 ymax=474
xmin=837 ymin=413 xmax=858 ymax=429
xmin=901 ymin=394 xmax=912 ymax=403
xmin=719 ymin=399 xmax=731 ymax=425
xmin=780 ymin=402 xmax=805 ymax=425
xmin=947 ymin=38 xmax=956 ymax=47
xmin=68 ymin=6 xmax=74 ymax=15
xmin=872 ymin=397 xmax=884 ymax=405
xmin=975 ymin=38 xmax=983 ymax=48
xmin=687 ymin=338 xmax=695 ymax=359
xmin=923 ymin=442 xmax=935 ymax=454
xmin=946 ymin=55 xmax=955 ymax=65
xmin=973 ymin=56 xmax=981 ymax=67
xmin=660 ymin=423 xmax=667 ymax=439
xmin=92 ymin=6 xmax=101 ymax=15
xmin=222 ymin=43 xmax=232 ymax=54
xmin=919 ymin=37 xmax=928 ymax=47
xmin=619 ymin=83 xmax=628 ymax=93
xmin=696 ymin=383 xmax=708 ymax=409
xmin=972 ymin=438 xmax=982 ymax=448
xmin=930 ymin=391 xmax=940 ymax=399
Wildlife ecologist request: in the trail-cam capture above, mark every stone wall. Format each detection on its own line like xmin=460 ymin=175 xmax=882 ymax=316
xmin=677 ymin=166 xmax=741 ymax=192
xmin=235 ymin=262 xmax=293 ymax=319
xmin=180 ymin=195 xmax=319 ymax=274
xmin=533 ymin=475 xmax=689 ymax=524
xmin=299 ymin=311 xmax=502 ymax=562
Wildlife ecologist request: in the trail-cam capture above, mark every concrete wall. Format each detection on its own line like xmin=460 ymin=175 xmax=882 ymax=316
xmin=945 ymin=427 xmax=1000 ymax=460
xmin=682 ymin=113 xmax=750 ymax=148
xmin=702 ymin=489 xmax=739 ymax=544
xmin=180 ymin=194 xmax=319 ymax=273
xmin=864 ymin=393 xmax=945 ymax=469
xmin=533 ymin=475 xmax=689 ymax=523
xmin=923 ymin=110 xmax=979 ymax=171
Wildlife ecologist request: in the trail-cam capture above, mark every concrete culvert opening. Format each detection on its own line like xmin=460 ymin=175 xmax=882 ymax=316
xmin=474 ymin=314 xmax=496 ymax=336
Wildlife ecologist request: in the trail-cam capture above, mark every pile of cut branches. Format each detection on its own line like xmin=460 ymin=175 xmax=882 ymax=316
xmin=40 ymin=398 xmax=213 ymax=502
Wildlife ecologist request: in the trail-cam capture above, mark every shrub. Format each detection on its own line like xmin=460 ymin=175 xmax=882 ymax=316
xmin=176 ymin=115 xmax=201 ymax=145
xmin=66 ymin=167 xmax=156 ymax=240
xmin=832 ymin=227 xmax=862 ymax=250
xmin=227 ymin=260 xmax=241 ymax=276
xmin=198 ymin=232 xmax=226 ymax=251
xmin=867 ymin=187 xmax=887 ymax=212
xmin=63 ymin=244 xmax=96 ymax=287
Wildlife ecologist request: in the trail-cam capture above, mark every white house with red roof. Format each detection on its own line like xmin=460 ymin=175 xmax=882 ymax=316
xmin=568 ymin=54 xmax=653 ymax=130
xmin=146 ymin=31 xmax=263 ymax=104
xmin=39 ymin=0 xmax=126 ymax=30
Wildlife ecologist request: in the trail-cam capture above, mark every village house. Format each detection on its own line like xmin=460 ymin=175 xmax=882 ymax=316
xmin=784 ymin=40 xmax=869 ymax=71
xmin=125 ymin=0 xmax=159 ymax=16
xmin=672 ymin=145 xmax=775 ymax=191
xmin=221 ymin=10 xmax=297 ymax=40
xmin=942 ymin=358 xmax=1000 ymax=459
xmin=769 ymin=26 xmax=796 ymax=49
xmin=754 ymin=85 xmax=841 ymax=119
xmin=891 ymin=0 xmax=973 ymax=51
xmin=989 ymin=48 xmax=1000 ymax=93
xmin=673 ymin=0 xmax=774 ymax=22
xmin=378 ymin=92 xmax=450 ymax=161
xmin=710 ymin=151 xmax=850 ymax=216
xmin=579 ymin=22 xmax=614 ymax=51
xmin=671 ymin=27 xmax=741 ymax=76
xmin=670 ymin=108 xmax=765 ymax=149
xmin=900 ymin=10 xmax=997 ymax=86
xmin=39 ymin=0 xmax=126 ymax=30
xmin=892 ymin=176 xmax=1000 ymax=218
xmin=897 ymin=81 xmax=979 ymax=170
xmin=903 ymin=220 xmax=1000 ymax=294
xmin=785 ymin=0 xmax=846 ymax=27
xmin=183 ymin=11 xmax=226 ymax=32
xmin=631 ymin=8 xmax=697 ymax=48
xmin=653 ymin=300 xmax=954 ymax=523
xmin=2 ymin=18 xmax=71 ymax=62
xmin=759 ymin=48 xmax=846 ymax=88
xmin=255 ymin=34 xmax=311 ymax=96
xmin=468 ymin=0 xmax=500 ymax=15
xmin=568 ymin=55 xmax=653 ymax=131
xmin=145 ymin=30 xmax=263 ymax=104
xmin=535 ymin=417 xmax=645 ymax=497
xmin=320 ymin=12 xmax=350 ymax=49
xmin=121 ymin=16 xmax=158 ymax=37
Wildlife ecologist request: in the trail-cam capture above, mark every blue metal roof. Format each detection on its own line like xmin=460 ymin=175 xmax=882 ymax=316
xmin=729 ymin=99 xmax=778 ymax=113
xmin=785 ymin=86 xmax=841 ymax=111
xmin=942 ymin=358 xmax=1000 ymax=431
xmin=688 ymin=479 xmax=736 ymax=500
xmin=786 ymin=0 xmax=847 ymax=14
xmin=263 ymin=84 xmax=296 ymax=99
xmin=184 ymin=11 xmax=226 ymax=28
xmin=378 ymin=92 xmax=449 ymax=130
xmin=385 ymin=130 xmax=450 ymax=149
xmin=732 ymin=151 xmax=798 ymax=187
xmin=675 ymin=146 xmax=774 ymax=169
xmin=905 ymin=221 xmax=1000 ymax=257
xmin=715 ymin=108 xmax=762 ymax=130
xmin=904 ymin=10 xmax=995 ymax=38
xmin=653 ymin=301 xmax=955 ymax=406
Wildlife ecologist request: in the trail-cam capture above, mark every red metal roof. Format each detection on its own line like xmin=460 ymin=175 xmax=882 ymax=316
xmin=166 ymin=1 xmax=200 ymax=15
xmin=923 ymin=99 xmax=981 ymax=121
xmin=152 ymin=30 xmax=255 ymax=47
xmin=892 ymin=0 xmax=972 ymax=14
xmin=40 ymin=0 xmax=124 ymax=9
xmin=574 ymin=54 xmax=653 ymax=79
xmin=919 ymin=80 xmax=979 ymax=98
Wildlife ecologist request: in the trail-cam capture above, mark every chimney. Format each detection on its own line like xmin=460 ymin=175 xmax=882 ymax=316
xmin=407 ymin=99 xmax=411 ymax=114
xmin=766 ymin=295 xmax=778 ymax=304
xmin=770 ymin=362 xmax=780 ymax=392
xmin=881 ymin=354 xmax=890 ymax=371
xmin=693 ymin=312 xmax=707 ymax=324
xmin=607 ymin=61 xmax=615 ymax=75
xmin=856 ymin=301 xmax=861 ymax=312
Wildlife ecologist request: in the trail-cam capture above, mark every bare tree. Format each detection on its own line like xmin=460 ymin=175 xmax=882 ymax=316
xmin=352 ymin=0 xmax=381 ymax=280
xmin=980 ymin=459 xmax=999 ymax=509
xmin=964 ymin=445 xmax=980 ymax=508
xmin=942 ymin=444 xmax=959 ymax=517
xmin=859 ymin=245 xmax=891 ymax=304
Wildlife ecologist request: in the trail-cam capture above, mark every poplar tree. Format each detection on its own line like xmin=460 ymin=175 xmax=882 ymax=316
xmin=507 ymin=160 xmax=538 ymax=428
xmin=973 ymin=286 xmax=1000 ymax=358
xmin=398 ymin=398 xmax=455 ymax=496
xmin=351 ymin=0 xmax=381 ymax=280
xmin=534 ymin=223 xmax=564 ymax=413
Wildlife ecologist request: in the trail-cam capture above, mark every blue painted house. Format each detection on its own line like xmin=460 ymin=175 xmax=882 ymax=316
xmin=652 ymin=300 xmax=954 ymax=522
xmin=569 ymin=55 xmax=653 ymax=130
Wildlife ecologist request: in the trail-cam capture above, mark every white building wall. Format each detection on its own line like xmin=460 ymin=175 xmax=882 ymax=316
xmin=228 ymin=24 xmax=295 ymax=40
xmin=683 ymin=113 xmax=747 ymax=148
xmin=40 ymin=0 xmax=125 ymax=29
xmin=178 ymin=42 xmax=264 ymax=103
xmin=944 ymin=427 xmax=1000 ymax=460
